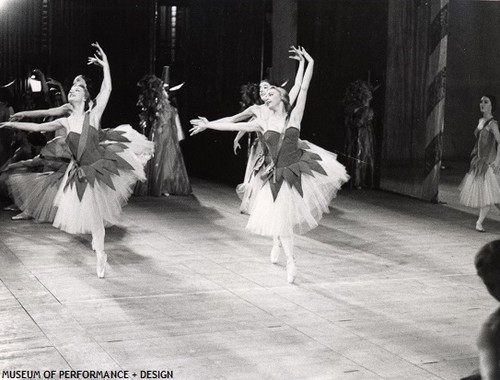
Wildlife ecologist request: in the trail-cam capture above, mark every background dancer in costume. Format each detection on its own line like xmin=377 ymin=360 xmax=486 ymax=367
xmin=459 ymin=95 xmax=500 ymax=232
xmin=134 ymin=75 xmax=191 ymax=196
xmin=190 ymin=48 xmax=348 ymax=284
xmin=1 ymin=42 xmax=153 ymax=278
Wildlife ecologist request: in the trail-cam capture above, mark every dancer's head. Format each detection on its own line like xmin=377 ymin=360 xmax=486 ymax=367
xmin=475 ymin=240 xmax=500 ymax=302
xmin=481 ymin=94 xmax=497 ymax=114
xmin=266 ymin=86 xmax=291 ymax=113
xmin=259 ymin=79 xmax=272 ymax=101
xmin=68 ymin=83 xmax=91 ymax=110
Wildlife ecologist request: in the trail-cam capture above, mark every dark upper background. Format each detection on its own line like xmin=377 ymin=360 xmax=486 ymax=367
xmin=0 ymin=0 xmax=389 ymax=187
xmin=3 ymin=0 xmax=499 ymax=188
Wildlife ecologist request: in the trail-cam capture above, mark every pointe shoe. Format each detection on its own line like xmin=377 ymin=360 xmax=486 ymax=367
xmin=476 ymin=223 xmax=486 ymax=233
xmin=96 ymin=251 xmax=107 ymax=279
xmin=287 ymin=260 xmax=297 ymax=284
xmin=3 ymin=204 xmax=19 ymax=212
xmin=270 ymin=244 xmax=281 ymax=264
xmin=11 ymin=212 xmax=32 ymax=221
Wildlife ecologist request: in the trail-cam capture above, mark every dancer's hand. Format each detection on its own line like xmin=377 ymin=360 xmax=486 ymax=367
xmin=88 ymin=42 xmax=108 ymax=67
xmin=299 ymin=47 xmax=314 ymax=63
xmin=9 ymin=112 xmax=25 ymax=122
xmin=289 ymin=46 xmax=303 ymax=61
xmin=189 ymin=117 xmax=209 ymax=136
xmin=0 ymin=122 xmax=10 ymax=129
xmin=233 ymin=139 xmax=241 ymax=155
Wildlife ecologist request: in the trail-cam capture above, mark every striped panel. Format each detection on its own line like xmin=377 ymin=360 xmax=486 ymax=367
xmin=423 ymin=0 xmax=448 ymax=201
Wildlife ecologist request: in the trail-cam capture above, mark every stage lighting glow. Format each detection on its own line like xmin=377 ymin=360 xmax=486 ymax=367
xmin=29 ymin=78 xmax=42 ymax=93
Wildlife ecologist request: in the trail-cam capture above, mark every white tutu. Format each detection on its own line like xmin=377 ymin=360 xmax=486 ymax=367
xmin=236 ymin=173 xmax=264 ymax=214
xmin=52 ymin=126 xmax=153 ymax=235
xmin=101 ymin=125 xmax=154 ymax=166
xmin=459 ymin=166 xmax=500 ymax=208
xmin=246 ymin=142 xmax=348 ymax=236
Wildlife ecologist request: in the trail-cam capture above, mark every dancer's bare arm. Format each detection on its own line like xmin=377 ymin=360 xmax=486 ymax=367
xmin=0 ymin=118 xmax=65 ymax=132
xmin=289 ymin=48 xmax=314 ymax=130
xmin=190 ymin=117 xmax=262 ymax=135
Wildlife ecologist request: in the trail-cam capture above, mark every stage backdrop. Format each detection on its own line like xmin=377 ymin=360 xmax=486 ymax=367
xmin=381 ymin=0 xmax=448 ymax=202
xmin=443 ymin=1 xmax=500 ymax=162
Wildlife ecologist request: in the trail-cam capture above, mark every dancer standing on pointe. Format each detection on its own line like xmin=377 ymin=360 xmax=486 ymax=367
xmin=0 ymin=42 xmax=153 ymax=278
xmin=459 ymin=95 xmax=500 ymax=232
xmin=190 ymin=48 xmax=348 ymax=283
xmin=192 ymin=46 xmax=305 ymax=261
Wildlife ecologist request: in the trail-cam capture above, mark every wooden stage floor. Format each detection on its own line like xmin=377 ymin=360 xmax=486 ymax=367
xmin=0 ymin=176 xmax=499 ymax=379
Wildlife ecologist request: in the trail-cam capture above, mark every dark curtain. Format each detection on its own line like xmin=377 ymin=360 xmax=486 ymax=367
xmin=297 ymin=0 xmax=388 ymax=186
xmin=182 ymin=0 xmax=268 ymax=184
xmin=381 ymin=0 xmax=448 ymax=202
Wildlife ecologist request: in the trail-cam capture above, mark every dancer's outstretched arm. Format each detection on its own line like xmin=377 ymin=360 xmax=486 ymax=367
xmin=88 ymin=42 xmax=111 ymax=121
xmin=0 ymin=118 xmax=65 ymax=132
xmin=288 ymin=46 xmax=305 ymax=106
xmin=288 ymin=48 xmax=314 ymax=130
xmin=190 ymin=104 xmax=261 ymax=136
xmin=10 ymin=104 xmax=73 ymax=121
xmin=211 ymin=105 xmax=260 ymax=124
xmin=190 ymin=117 xmax=262 ymax=135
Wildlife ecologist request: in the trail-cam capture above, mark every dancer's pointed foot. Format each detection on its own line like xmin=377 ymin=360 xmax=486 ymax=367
xmin=96 ymin=251 xmax=107 ymax=278
xmin=476 ymin=222 xmax=486 ymax=233
xmin=270 ymin=243 xmax=281 ymax=264
xmin=11 ymin=211 xmax=31 ymax=221
xmin=286 ymin=259 xmax=297 ymax=284
xmin=3 ymin=204 xmax=19 ymax=212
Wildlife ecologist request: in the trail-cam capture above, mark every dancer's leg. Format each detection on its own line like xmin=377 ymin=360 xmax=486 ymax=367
xmin=270 ymin=236 xmax=282 ymax=264
xmin=92 ymin=224 xmax=107 ymax=278
xmin=280 ymin=235 xmax=297 ymax=284
xmin=11 ymin=210 xmax=32 ymax=220
xmin=477 ymin=206 xmax=490 ymax=232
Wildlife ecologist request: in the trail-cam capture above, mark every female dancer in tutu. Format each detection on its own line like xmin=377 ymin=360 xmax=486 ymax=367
xmin=0 ymin=42 xmax=153 ymax=278
xmin=5 ymin=72 xmax=150 ymax=224
xmin=459 ymin=95 xmax=500 ymax=232
xmin=192 ymin=47 xmax=305 ymax=262
xmin=190 ymin=48 xmax=348 ymax=283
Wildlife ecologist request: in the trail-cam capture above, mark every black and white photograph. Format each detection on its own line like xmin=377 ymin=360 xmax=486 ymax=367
xmin=0 ymin=0 xmax=499 ymax=379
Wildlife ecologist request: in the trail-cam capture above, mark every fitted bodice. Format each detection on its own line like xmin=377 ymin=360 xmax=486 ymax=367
xmin=473 ymin=121 xmax=496 ymax=163
xmin=263 ymin=127 xmax=302 ymax=167
xmin=66 ymin=127 xmax=101 ymax=166
xmin=62 ymin=113 xmax=133 ymax=201
xmin=469 ymin=118 xmax=497 ymax=177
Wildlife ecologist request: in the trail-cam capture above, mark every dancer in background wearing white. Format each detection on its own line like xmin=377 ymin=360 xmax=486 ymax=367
xmin=0 ymin=43 xmax=153 ymax=278
xmin=190 ymin=48 xmax=348 ymax=283
xmin=459 ymin=95 xmax=500 ymax=232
